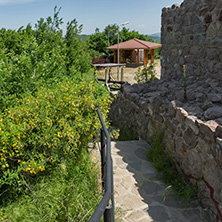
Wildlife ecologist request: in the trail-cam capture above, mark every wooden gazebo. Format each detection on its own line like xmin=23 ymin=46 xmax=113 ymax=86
xmin=107 ymin=38 xmax=161 ymax=66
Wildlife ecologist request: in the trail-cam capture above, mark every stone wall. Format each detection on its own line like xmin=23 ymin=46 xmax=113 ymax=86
xmin=161 ymin=0 xmax=222 ymax=80
xmin=109 ymin=78 xmax=222 ymax=220
xmin=109 ymin=0 xmax=222 ymax=220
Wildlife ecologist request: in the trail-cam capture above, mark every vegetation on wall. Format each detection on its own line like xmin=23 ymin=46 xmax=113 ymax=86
xmin=147 ymin=132 xmax=197 ymax=202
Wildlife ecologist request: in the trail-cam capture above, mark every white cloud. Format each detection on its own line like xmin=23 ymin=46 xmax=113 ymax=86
xmin=0 ymin=0 xmax=37 ymax=5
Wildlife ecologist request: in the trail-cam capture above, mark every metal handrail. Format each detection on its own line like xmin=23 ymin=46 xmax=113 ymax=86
xmin=89 ymin=108 xmax=115 ymax=222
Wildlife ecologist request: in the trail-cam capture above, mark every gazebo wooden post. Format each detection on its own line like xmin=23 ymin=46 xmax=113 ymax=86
xmin=105 ymin=68 xmax=108 ymax=86
xmin=151 ymin=49 xmax=155 ymax=62
xmin=119 ymin=50 xmax=122 ymax=64
xmin=114 ymin=50 xmax=117 ymax=63
xmin=144 ymin=49 xmax=149 ymax=66
xmin=121 ymin=66 xmax=124 ymax=81
xmin=136 ymin=49 xmax=139 ymax=66
xmin=123 ymin=50 xmax=127 ymax=63
xmin=130 ymin=50 xmax=133 ymax=64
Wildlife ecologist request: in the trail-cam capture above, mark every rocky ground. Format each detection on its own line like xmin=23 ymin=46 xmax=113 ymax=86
xmin=96 ymin=61 xmax=222 ymax=125
xmin=129 ymin=75 xmax=222 ymax=124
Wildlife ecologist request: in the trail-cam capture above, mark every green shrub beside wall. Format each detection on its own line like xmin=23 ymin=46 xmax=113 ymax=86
xmin=0 ymin=78 xmax=111 ymax=199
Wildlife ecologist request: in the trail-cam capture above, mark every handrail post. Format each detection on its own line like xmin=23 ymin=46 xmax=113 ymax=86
xmin=89 ymin=109 xmax=115 ymax=222
xmin=111 ymin=158 xmax=115 ymax=221
xmin=104 ymin=203 xmax=113 ymax=222
xmin=100 ymin=129 xmax=106 ymax=190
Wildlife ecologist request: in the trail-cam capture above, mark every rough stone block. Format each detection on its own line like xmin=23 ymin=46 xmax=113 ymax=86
xmin=185 ymin=115 xmax=199 ymax=135
xmin=183 ymin=128 xmax=197 ymax=148
xmin=185 ymin=149 xmax=202 ymax=178
xmin=197 ymin=181 xmax=211 ymax=203
xmin=165 ymin=119 xmax=175 ymax=133
xmin=129 ymin=93 xmax=140 ymax=103
xmin=175 ymin=137 xmax=186 ymax=157
xmin=203 ymin=161 xmax=220 ymax=192
xmin=168 ymin=100 xmax=177 ymax=117
xmin=175 ymin=107 xmax=189 ymax=123
xmin=199 ymin=121 xmax=217 ymax=142
xmin=216 ymin=125 xmax=222 ymax=138
xmin=196 ymin=137 xmax=212 ymax=154
xmin=190 ymin=45 xmax=200 ymax=55
xmin=147 ymin=104 xmax=154 ymax=116
xmin=153 ymin=112 xmax=164 ymax=123
xmin=216 ymin=137 xmax=222 ymax=148
xmin=208 ymin=93 xmax=222 ymax=103
xmin=204 ymin=106 xmax=222 ymax=119
xmin=213 ymin=143 xmax=222 ymax=169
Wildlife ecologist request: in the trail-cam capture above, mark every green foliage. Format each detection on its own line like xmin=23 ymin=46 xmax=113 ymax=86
xmin=0 ymin=150 xmax=101 ymax=221
xmin=147 ymin=132 xmax=197 ymax=202
xmin=65 ymin=19 xmax=91 ymax=74
xmin=118 ymin=126 xmax=137 ymax=141
xmin=0 ymin=6 xmax=112 ymax=221
xmin=86 ymin=28 xmax=108 ymax=57
xmin=0 ymin=78 xmax=111 ymax=199
xmin=134 ymin=62 xmax=156 ymax=84
xmin=0 ymin=6 xmax=91 ymax=110
xmin=119 ymin=27 xmax=153 ymax=43
xmin=104 ymin=24 xmax=119 ymax=46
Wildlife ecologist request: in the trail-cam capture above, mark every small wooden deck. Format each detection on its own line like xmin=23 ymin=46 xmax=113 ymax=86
xmin=93 ymin=63 xmax=127 ymax=92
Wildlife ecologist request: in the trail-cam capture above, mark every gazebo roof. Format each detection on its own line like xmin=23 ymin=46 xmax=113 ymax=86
xmin=107 ymin=38 xmax=161 ymax=50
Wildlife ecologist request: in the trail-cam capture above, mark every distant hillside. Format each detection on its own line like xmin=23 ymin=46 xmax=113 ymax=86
xmin=148 ymin=33 xmax=161 ymax=43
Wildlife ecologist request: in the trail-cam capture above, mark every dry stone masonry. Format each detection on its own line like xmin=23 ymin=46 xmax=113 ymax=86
xmin=110 ymin=0 xmax=222 ymax=221
xmin=110 ymin=79 xmax=222 ymax=221
xmin=161 ymin=0 xmax=222 ymax=80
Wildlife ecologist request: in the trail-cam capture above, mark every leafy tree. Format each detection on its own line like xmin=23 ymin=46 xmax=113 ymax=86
xmin=86 ymin=28 xmax=108 ymax=56
xmin=119 ymin=27 xmax=153 ymax=42
xmin=104 ymin=24 xmax=118 ymax=46
xmin=0 ymin=6 xmax=92 ymax=110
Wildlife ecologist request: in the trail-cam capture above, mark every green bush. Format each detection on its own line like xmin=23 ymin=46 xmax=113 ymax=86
xmin=0 ymin=7 xmax=110 ymax=220
xmin=0 ymin=150 xmax=101 ymax=221
xmin=134 ymin=62 xmax=156 ymax=84
xmin=0 ymin=78 xmax=111 ymax=199
xmin=0 ymin=7 xmax=92 ymax=110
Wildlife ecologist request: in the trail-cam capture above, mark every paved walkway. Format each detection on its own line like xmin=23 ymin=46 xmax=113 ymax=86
xmin=111 ymin=140 xmax=212 ymax=222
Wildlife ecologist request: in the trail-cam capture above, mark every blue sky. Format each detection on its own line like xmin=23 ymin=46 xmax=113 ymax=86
xmin=0 ymin=0 xmax=183 ymax=35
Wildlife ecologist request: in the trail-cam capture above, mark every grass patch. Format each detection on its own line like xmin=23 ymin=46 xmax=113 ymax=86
xmin=0 ymin=150 xmax=102 ymax=222
xmin=146 ymin=132 xmax=197 ymax=202
xmin=118 ymin=126 xmax=137 ymax=141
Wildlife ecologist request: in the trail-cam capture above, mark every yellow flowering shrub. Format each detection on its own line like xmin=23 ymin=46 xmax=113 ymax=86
xmin=0 ymin=78 xmax=111 ymax=192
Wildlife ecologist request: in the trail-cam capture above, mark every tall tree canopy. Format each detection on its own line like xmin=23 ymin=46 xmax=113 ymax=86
xmin=0 ymin=6 xmax=91 ymax=109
